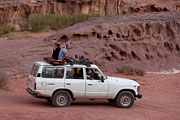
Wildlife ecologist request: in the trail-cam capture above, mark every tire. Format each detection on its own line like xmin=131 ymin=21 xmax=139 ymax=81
xmin=107 ymin=99 xmax=116 ymax=103
xmin=52 ymin=90 xmax=71 ymax=107
xmin=116 ymin=91 xmax=135 ymax=108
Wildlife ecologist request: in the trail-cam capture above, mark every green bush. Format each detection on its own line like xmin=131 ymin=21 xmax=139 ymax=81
xmin=69 ymin=14 xmax=100 ymax=25
xmin=0 ymin=70 xmax=9 ymax=89
xmin=18 ymin=21 xmax=29 ymax=31
xmin=29 ymin=14 xmax=47 ymax=32
xmin=0 ymin=14 xmax=101 ymax=36
xmin=117 ymin=65 xmax=145 ymax=76
xmin=0 ymin=25 xmax=15 ymax=37
xmin=28 ymin=14 xmax=101 ymax=32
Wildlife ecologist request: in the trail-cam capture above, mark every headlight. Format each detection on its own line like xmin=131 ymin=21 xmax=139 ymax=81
xmin=137 ymin=86 xmax=140 ymax=92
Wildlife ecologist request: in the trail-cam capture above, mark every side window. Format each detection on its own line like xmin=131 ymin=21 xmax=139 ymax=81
xmin=33 ymin=65 xmax=39 ymax=77
xmin=30 ymin=64 xmax=35 ymax=75
xmin=54 ymin=68 xmax=64 ymax=78
xmin=30 ymin=64 xmax=39 ymax=77
xmin=86 ymin=68 xmax=103 ymax=80
xmin=66 ymin=67 xmax=84 ymax=79
xmin=42 ymin=67 xmax=64 ymax=78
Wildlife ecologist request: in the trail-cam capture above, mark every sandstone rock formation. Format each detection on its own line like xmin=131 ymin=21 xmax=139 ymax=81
xmin=45 ymin=11 xmax=180 ymax=72
xmin=0 ymin=0 xmax=180 ymax=25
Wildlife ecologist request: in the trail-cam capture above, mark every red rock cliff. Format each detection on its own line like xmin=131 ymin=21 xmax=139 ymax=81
xmin=0 ymin=0 xmax=180 ymax=24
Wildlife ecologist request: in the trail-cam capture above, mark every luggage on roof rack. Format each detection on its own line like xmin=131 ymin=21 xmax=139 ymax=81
xmin=69 ymin=60 xmax=93 ymax=67
xmin=69 ymin=55 xmax=93 ymax=67
xmin=44 ymin=56 xmax=93 ymax=67
xmin=44 ymin=57 xmax=67 ymax=65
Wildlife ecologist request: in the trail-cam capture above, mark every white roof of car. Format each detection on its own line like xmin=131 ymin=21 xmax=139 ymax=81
xmin=35 ymin=61 xmax=98 ymax=68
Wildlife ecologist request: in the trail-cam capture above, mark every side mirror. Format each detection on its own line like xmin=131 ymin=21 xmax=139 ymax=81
xmin=101 ymin=76 xmax=105 ymax=82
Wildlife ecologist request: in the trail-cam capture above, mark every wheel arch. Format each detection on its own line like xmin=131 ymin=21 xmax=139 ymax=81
xmin=52 ymin=89 xmax=74 ymax=99
xmin=115 ymin=89 xmax=136 ymax=99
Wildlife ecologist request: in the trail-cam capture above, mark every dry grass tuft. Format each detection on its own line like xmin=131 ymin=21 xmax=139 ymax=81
xmin=0 ymin=25 xmax=15 ymax=37
xmin=18 ymin=14 xmax=101 ymax=32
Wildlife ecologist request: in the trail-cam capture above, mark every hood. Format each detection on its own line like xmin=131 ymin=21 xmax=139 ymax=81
xmin=107 ymin=76 xmax=139 ymax=86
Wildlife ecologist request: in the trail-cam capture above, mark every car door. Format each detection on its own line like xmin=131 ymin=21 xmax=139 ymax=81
xmin=65 ymin=67 xmax=86 ymax=98
xmin=85 ymin=68 xmax=109 ymax=98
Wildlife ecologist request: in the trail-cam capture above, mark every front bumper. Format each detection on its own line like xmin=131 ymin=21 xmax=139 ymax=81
xmin=26 ymin=88 xmax=49 ymax=99
xmin=136 ymin=94 xmax=142 ymax=99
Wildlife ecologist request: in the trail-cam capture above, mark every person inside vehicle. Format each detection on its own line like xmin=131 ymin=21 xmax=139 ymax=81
xmin=51 ymin=41 xmax=61 ymax=60
xmin=58 ymin=42 xmax=73 ymax=62
xmin=78 ymin=68 xmax=84 ymax=79
xmin=86 ymin=68 xmax=101 ymax=80
xmin=73 ymin=68 xmax=78 ymax=79
xmin=86 ymin=68 xmax=94 ymax=80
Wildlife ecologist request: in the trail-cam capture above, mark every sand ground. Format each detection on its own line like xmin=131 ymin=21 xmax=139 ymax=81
xmin=0 ymin=73 xmax=179 ymax=120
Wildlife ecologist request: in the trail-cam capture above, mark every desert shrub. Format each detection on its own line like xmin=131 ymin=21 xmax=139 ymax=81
xmin=0 ymin=14 xmax=101 ymax=35
xmin=117 ymin=65 xmax=145 ymax=76
xmin=28 ymin=13 xmax=100 ymax=32
xmin=0 ymin=25 xmax=15 ymax=37
xmin=0 ymin=70 xmax=9 ymax=89
xmin=18 ymin=21 xmax=29 ymax=31
xmin=0 ymin=14 xmax=100 ymax=37
xmin=29 ymin=14 xmax=47 ymax=32
xmin=69 ymin=14 xmax=100 ymax=25
xmin=47 ymin=15 xmax=70 ymax=30
xmin=4 ymin=33 xmax=20 ymax=40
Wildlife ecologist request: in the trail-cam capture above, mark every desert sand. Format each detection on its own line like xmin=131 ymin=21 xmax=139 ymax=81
xmin=0 ymin=73 xmax=180 ymax=120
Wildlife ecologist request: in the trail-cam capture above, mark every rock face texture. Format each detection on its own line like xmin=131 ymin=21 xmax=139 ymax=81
xmin=0 ymin=0 xmax=180 ymax=25
xmin=45 ymin=12 xmax=180 ymax=72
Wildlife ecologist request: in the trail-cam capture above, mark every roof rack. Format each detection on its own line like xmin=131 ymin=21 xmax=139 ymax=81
xmin=44 ymin=56 xmax=93 ymax=67
xmin=68 ymin=60 xmax=93 ymax=67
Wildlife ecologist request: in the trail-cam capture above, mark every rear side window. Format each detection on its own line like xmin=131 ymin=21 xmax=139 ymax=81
xmin=66 ymin=67 xmax=84 ymax=79
xmin=42 ymin=67 xmax=64 ymax=78
xmin=30 ymin=64 xmax=39 ymax=77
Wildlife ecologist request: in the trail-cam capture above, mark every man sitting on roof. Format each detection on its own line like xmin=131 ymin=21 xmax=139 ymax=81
xmin=58 ymin=42 xmax=73 ymax=62
xmin=51 ymin=41 xmax=61 ymax=60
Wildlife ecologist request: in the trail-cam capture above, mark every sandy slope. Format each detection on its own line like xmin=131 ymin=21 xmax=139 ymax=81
xmin=0 ymin=20 xmax=179 ymax=119
xmin=0 ymin=73 xmax=180 ymax=120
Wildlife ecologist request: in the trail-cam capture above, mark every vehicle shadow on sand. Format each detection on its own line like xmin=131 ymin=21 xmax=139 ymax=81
xmin=25 ymin=100 xmax=117 ymax=108
xmin=22 ymin=97 xmax=117 ymax=108
xmin=71 ymin=100 xmax=117 ymax=107
xmin=3 ymin=93 xmax=118 ymax=108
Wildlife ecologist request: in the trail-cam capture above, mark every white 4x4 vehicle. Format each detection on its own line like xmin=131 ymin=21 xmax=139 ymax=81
xmin=26 ymin=61 xmax=142 ymax=108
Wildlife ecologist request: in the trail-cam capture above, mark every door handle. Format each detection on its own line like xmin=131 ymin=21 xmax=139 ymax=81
xmin=66 ymin=83 xmax=71 ymax=85
xmin=88 ymin=84 xmax=92 ymax=86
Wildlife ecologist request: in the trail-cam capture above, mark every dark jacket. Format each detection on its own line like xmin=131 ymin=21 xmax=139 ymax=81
xmin=52 ymin=47 xmax=61 ymax=60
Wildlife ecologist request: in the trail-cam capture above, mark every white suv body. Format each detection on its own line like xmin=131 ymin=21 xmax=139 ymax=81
xmin=27 ymin=61 xmax=142 ymax=108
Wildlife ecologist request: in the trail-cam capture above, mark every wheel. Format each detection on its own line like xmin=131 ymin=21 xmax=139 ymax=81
xmin=52 ymin=90 xmax=71 ymax=107
xmin=116 ymin=91 xmax=134 ymax=108
xmin=107 ymin=99 xmax=116 ymax=103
